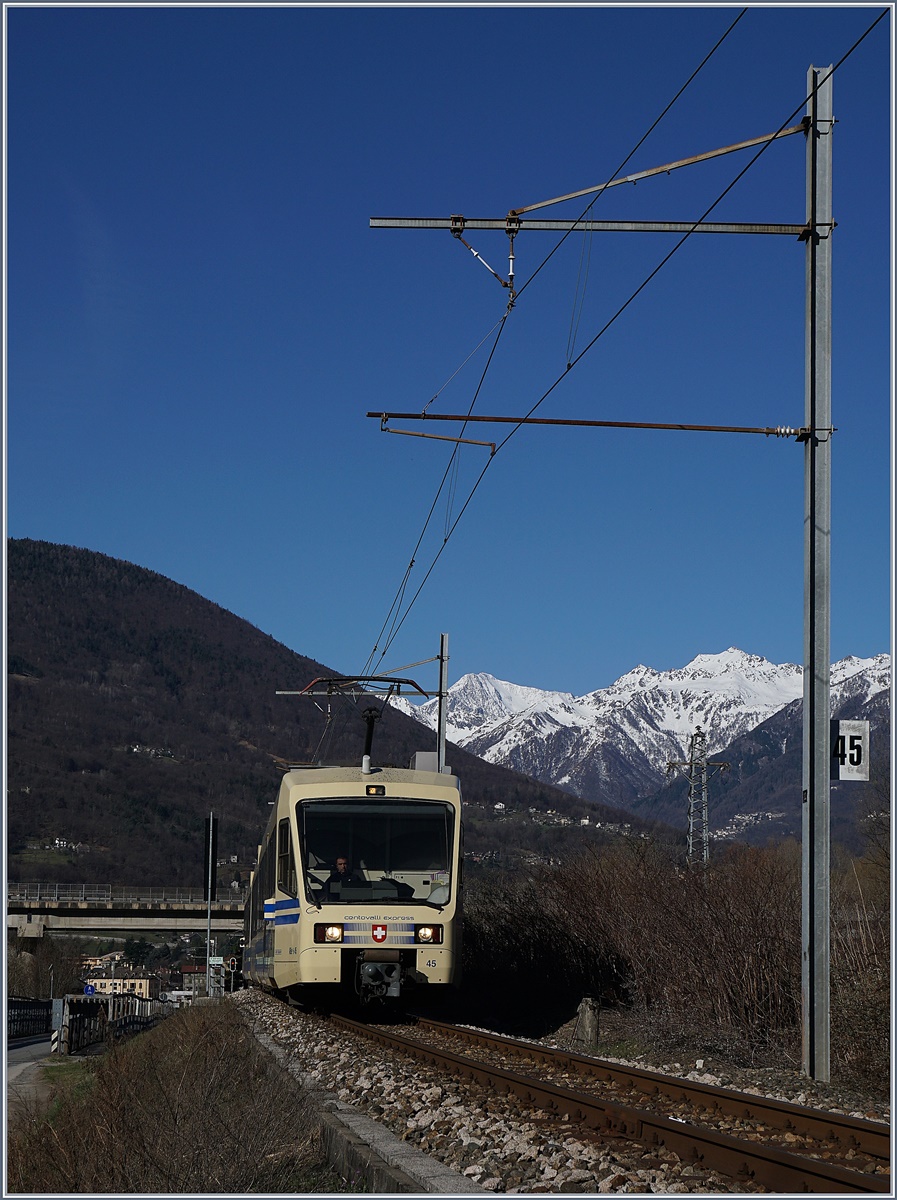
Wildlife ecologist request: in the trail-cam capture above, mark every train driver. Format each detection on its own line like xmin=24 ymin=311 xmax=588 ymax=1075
xmin=324 ymin=855 xmax=364 ymax=897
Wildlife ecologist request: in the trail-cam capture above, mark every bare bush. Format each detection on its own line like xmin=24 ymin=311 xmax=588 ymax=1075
xmin=462 ymin=869 xmax=595 ymax=1008
xmin=6 ymin=945 xmax=39 ymax=998
xmin=830 ymin=858 xmax=890 ymax=1088
xmin=467 ymin=842 xmax=783 ymax=1063
xmin=7 ymin=935 xmax=86 ymax=999
xmin=463 ymin=839 xmax=889 ymax=1089
xmin=547 ymin=840 xmax=803 ymax=1061
xmin=852 ymin=748 xmax=890 ymax=891
xmin=6 ymin=1000 xmax=327 ymax=1193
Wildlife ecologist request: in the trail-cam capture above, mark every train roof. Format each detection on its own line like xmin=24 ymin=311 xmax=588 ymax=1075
xmin=280 ymin=762 xmax=460 ymax=792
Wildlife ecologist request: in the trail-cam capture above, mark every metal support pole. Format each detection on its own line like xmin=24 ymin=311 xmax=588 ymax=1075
xmin=667 ymin=728 xmax=727 ymax=868
xmin=801 ymin=65 xmax=833 ymax=1082
xmin=371 ymin=65 xmax=836 ymax=1074
xmin=436 ymin=633 xmax=449 ymax=773
xmin=696 ymin=741 xmax=709 ymax=867
xmin=684 ymin=732 xmax=707 ymax=866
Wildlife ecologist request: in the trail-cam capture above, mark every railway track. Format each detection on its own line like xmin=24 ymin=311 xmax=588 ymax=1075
xmin=331 ymin=1013 xmax=889 ymax=1194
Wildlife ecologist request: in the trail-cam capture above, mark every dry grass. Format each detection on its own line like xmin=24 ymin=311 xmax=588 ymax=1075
xmin=6 ymin=1000 xmax=347 ymax=1194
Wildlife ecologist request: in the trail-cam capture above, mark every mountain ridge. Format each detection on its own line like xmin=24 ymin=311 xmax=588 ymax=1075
xmin=7 ymin=538 xmax=658 ymax=884
xmin=391 ymin=648 xmax=890 ymax=828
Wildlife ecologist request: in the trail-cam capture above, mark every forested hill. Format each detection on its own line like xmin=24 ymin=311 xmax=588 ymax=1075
xmin=7 ymin=539 xmax=641 ymax=885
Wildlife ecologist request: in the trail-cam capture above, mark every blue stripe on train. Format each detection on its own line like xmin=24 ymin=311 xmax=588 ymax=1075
xmin=265 ymin=898 xmax=301 ymax=924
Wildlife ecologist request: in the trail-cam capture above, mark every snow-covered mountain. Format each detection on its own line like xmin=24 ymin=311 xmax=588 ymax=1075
xmin=390 ymin=673 xmax=575 ymax=742
xmin=392 ymin=649 xmax=891 ymax=810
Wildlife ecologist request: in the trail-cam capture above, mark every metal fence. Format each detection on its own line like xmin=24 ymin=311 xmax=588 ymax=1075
xmin=8 ymin=882 xmax=243 ymax=904
xmin=54 ymin=994 xmax=166 ymax=1054
xmin=8 ymin=997 xmax=52 ymax=1038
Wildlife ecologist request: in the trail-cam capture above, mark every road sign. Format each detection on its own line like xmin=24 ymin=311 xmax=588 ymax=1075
xmin=209 ymin=956 xmax=224 ymax=965
xmin=84 ymin=984 xmax=95 ymax=995
xmin=830 ymin=719 xmax=870 ymax=781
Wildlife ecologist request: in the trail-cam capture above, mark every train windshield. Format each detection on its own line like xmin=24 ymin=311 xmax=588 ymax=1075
xmin=298 ymin=797 xmax=455 ymax=906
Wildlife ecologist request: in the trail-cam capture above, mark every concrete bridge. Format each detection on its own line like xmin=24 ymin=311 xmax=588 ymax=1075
xmin=7 ymin=883 xmax=244 ymax=937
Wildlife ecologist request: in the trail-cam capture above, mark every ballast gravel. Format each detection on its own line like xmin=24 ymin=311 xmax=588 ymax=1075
xmin=232 ymin=990 xmax=775 ymax=1193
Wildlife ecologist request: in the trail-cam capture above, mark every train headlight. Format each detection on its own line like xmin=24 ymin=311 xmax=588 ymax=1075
xmin=414 ymin=924 xmax=443 ymax=944
xmin=314 ymin=924 xmax=344 ymax=943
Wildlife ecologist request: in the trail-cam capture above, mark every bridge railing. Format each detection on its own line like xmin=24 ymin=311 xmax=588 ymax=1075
xmin=54 ymin=994 xmax=167 ymax=1054
xmin=8 ymin=997 xmax=52 ymax=1038
xmin=8 ymin=882 xmax=244 ymax=904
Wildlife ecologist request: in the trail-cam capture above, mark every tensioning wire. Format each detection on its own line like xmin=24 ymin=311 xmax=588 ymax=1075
xmin=360 ymin=12 xmax=748 ymax=669
xmin=422 ymin=312 xmax=510 ymax=415
xmin=360 ymin=309 xmax=513 ymax=675
xmin=515 ymin=6 xmax=749 ymax=303
xmin=493 ymin=7 xmax=891 ymax=455
xmin=358 ymin=7 xmax=887 ymax=674
xmin=565 ymin=202 xmax=595 ymax=366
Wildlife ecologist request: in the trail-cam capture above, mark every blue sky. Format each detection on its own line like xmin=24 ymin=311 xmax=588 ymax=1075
xmin=6 ymin=4 xmax=892 ymax=698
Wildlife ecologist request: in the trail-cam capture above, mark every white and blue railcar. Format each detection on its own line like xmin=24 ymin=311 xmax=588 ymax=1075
xmin=244 ymin=753 xmax=463 ymax=1006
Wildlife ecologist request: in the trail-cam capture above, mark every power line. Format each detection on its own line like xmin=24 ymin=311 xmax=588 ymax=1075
xmin=491 ymin=17 xmax=888 ymax=457
xmin=359 ymin=9 xmax=887 ymax=670
xmin=361 ymin=12 xmax=747 ymax=673
xmin=359 ymin=310 xmax=512 ymax=676
xmin=566 ymin=202 xmax=595 ymax=366
xmin=514 ymin=7 xmax=749 ymax=301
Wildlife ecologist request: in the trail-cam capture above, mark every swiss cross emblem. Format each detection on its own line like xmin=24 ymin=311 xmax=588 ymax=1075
xmin=372 ymin=924 xmax=387 ymax=943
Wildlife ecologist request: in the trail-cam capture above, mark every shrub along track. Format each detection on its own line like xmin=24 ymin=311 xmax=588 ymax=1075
xmin=332 ymin=1013 xmax=889 ymax=1195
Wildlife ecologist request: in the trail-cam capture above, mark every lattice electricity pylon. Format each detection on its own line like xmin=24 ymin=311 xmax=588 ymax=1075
xmin=667 ymin=727 xmax=729 ymax=867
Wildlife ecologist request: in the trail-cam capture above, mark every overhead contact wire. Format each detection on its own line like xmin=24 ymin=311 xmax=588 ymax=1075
xmin=370 ymin=311 xmax=510 ymax=669
xmin=361 ymin=10 xmax=744 ymax=669
xmin=495 ymin=9 xmax=890 ymax=453
xmin=362 ymin=7 xmax=886 ymax=671
xmin=516 ymin=6 xmax=749 ymax=302
xmin=361 ymin=310 xmax=512 ymax=674
xmin=363 ymin=15 xmax=745 ymax=664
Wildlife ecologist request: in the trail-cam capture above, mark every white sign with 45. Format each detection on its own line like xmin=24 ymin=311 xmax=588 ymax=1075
xmin=830 ymin=719 xmax=870 ymax=781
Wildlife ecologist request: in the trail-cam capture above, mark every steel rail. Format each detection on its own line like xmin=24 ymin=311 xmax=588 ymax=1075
xmin=329 ymin=1015 xmax=888 ymax=1194
xmin=415 ymin=1017 xmax=890 ymax=1164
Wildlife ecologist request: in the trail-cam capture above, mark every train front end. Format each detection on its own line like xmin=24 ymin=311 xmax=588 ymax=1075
xmin=245 ymin=758 xmax=463 ymax=1007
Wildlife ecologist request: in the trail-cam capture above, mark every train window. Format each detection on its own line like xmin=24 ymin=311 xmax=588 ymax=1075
xmin=298 ymin=798 xmax=455 ymax=903
xmin=277 ymin=819 xmax=297 ymax=896
xmin=262 ymin=836 xmax=276 ymax=905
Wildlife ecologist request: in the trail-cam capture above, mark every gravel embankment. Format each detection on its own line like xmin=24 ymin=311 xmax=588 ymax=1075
xmin=234 ymin=990 xmax=890 ymax=1194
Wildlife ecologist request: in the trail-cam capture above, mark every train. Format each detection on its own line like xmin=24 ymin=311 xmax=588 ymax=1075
xmin=243 ymin=739 xmax=463 ymax=1007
